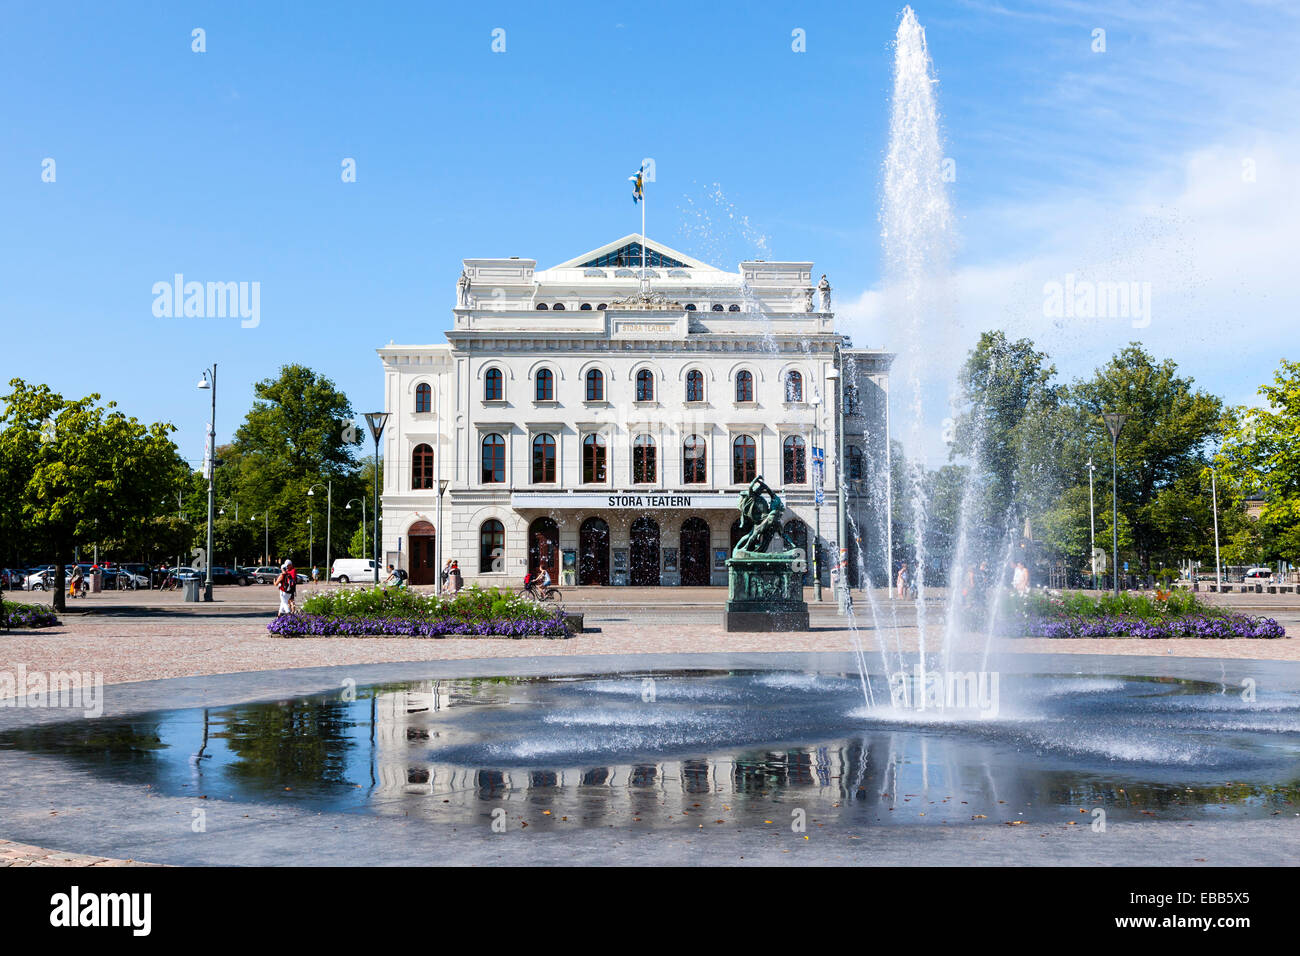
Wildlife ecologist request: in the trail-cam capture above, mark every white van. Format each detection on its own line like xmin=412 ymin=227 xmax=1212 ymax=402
xmin=330 ymin=559 xmax=378 ymax=583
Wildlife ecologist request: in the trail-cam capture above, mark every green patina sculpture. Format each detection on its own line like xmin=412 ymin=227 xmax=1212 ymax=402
xmin=725 ymin=475 xmax=810 ymax=631
xmin=733 ymin=476 xmax=799 ymax=557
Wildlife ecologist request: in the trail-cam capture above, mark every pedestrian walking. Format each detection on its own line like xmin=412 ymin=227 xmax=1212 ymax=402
xmin=895 ymin=562 xmax=908 ymax=600
xmin=1012 ymin=561 xmax=1030 ymax=596
xmin=274 ymin=560 xmax=297 ymax=616
xmin=448 ymin=559 xmax=463 ymax=595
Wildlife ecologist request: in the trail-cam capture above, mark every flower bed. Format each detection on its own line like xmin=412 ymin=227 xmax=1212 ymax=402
xmin=1 ymin=601 xmax=59 ymax=629
xmin=998 ymin=590 xmax=1286 ymax=639
xmin=267 ymin=585 xmax=571 ymax=638
xmin=1020 ymin=614 xmax=1286 ymax=640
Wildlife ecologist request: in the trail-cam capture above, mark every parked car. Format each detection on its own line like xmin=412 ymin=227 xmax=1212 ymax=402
xmin=330 ymin=558 xmax=378 ymax=583
xmin=246 ymin=566 xmax=280 ymax=584
xmin=204 ymin=566 xmax=254 ymax=586
xmin=25 ymin=567 xmax=56 ymax=590
xmin=1244 ymin=567 xmax=1274 ymax=581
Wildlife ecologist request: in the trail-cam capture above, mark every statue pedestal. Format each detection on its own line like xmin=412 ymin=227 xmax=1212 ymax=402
xmin=723 ymin=553 xmax=809 ymax=632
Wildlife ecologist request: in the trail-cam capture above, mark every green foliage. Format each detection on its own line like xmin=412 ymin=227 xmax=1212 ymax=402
xmin=1217 ymin=358 xmax=1300 ymax=561
xmin=950 ymin=331 xmax=1064 ymax=546
xmin=1017 ymin=588 xmax=1222 ymax=622
xmin=300 ymin=585 xmax=552 ymax=624
xmin=0 ymin=379 xmax=182 ymax=609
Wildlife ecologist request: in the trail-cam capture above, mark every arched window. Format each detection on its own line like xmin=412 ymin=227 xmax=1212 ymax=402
xmin=481 ymin=433 xmax=505 ymax=483
xmin=685 ymin=303 xmax=697 ymax=311
xmin=735 ymin=370 xmax=754 ymax=403
xmin=686 ymin=369 xmax=704 ymax=403
xmin=597 ymin=303 xmax=607 ymax=311
xmin=583 ymin=433 xmax=607 ymax=483
xmin=553 ymin=302 xmax=565 ymax=310
xmin=484 ymin=367 xmax=503 ymax=401
xmin=412 ymin=443 xmax=434 ymax=489
xmin=633 ymin=434 xmax=656 ymax=483
xmin=683 ymin=435 xmax=707 ymax=484
xmin=479 ymin=519 xmax=504 ymax=574
xmin=732 ymin=435 xmax=757 ymax=484
xmin=414 ymin=382 xmax=431 ymax=413
xmin=849 ymin=446 xmax=864 ymax=481
xmin=586 ymin=369 xmax=605 ymax=401
xmin=728 ymin=304 xmax=741 ymax=312
xmin=580 ymin=303 xmax=592 ymax=310
xmin=711 ymin=303 xmax=724 ymax=312
xmin=535 ymin=302 xmax=548 ymax=310
xmin=784 ymin=371 xmax=803 ymax=402
xmin=783 ymin=435 xmax=807 ymax=484
xmin=532 ymin=434 xmax=556 ymax=483
xmin=535 ymin=368 xmax=554 ymax=401
xmin=635 ymin=369 xmax=654 ymax=402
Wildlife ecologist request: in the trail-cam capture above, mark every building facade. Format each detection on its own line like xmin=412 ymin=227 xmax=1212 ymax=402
xmin=378 ymin=234 xmax=891 ymax=588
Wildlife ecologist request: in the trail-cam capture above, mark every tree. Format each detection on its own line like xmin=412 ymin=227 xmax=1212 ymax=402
xmin=1217 ymin=359 xmax=1300 ymax=562
xmin=227 ymin=365 xmax=365 ymax=564
xmin=0 ymin=379 xmax=182 ymax=610
xmin=949 ymin=331 xmax=1064 ymax=553
xmin=1064 ymin=344 xmax=1224 ymax=573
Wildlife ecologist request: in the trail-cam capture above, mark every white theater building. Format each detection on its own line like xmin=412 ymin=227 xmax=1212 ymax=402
xmin=376 ymin=235 xmax=892 ymax=589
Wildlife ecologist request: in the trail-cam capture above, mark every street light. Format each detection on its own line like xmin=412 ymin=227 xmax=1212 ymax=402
xmin=1210 ymin=467 xmax=1223 ymax=591
xmin=250 ymin=511 xmax=270 ymax=566
xmin=827 ymin=359 xmax=850 ymax=613
xmin=436 ymin=478 xmax=449 ymax=594
xmin=810 ymin=389 xmax=823 ymax=603
xmin=307 ymin=481 xmax=332 ymax=581
xmin=307 ymin=516 xmax=313 ymax=573
xmin=364 ymin=412 xmax=391 ymax=586
xmin=197 ymin=365 xmax=217 ymax=602
xmin=345 ymin=498 xmax=366 ymax=560
xmin=1087 ymin=457 xmax=1096 ymax=589
xmin=1102 ymin=412 xmax=1128 ymax=598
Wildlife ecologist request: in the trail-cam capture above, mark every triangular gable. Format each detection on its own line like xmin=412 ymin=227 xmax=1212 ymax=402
xmin=548 ymin=234 xmax=720 ymax=272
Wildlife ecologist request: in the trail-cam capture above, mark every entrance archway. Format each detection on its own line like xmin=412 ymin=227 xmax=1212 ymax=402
xmin=680 ymin=517 xmax=711 ymax=586
xmin=579 ymin=517 xmax=610 ymax=585
xmin=629 ymin=517 xmax=660 ymax=586
xmin=729 ymin=518 xmax=745 ymax=555
xmin=528 ymin=517 xmax=559 ymax=583
xmin=407 ymin=520 xmax=436 ymax=586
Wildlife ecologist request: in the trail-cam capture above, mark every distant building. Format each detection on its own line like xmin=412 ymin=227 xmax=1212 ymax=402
xmin=377 ymin=234 xmax=892 ymax=588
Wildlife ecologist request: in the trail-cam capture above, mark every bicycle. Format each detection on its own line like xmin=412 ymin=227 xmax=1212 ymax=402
xmin=517 ymin=583 xmax=562 ymax=604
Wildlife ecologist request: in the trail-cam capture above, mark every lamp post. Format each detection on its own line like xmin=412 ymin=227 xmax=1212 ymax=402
xmin=217 ymin=500 xmax=240 ymax=569
xmin=436 ymin=479 xmax=449 ymax=594
xmin=809 ymin=390 xmax=823 ymax=602
xmin=345 ymin=498 xmax=366 ymax=560
xmin=364 ymin=412 xmax=390 ymax=586
xmin=827 ymin=359 xmax=847 ymax=613
xmin=307 ymin=481 xmax=332 ymax=582
xmin=251 ymin=510 xmax=269 ymax=565
xmin=1102 ymin=413 xmax=1128 ymax=598
xmin=1087 ymin=457 xmax=1096 ymax=589
xmin=196 ymin=365 xmax=217 ymax=602
xmin=1210 ymin=467 xmax=1222 ymax=591
xmin=307 ymin=516 xmax=313 ymax=575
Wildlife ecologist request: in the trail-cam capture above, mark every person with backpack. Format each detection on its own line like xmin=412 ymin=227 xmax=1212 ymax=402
xmin=384 ymin=564 xmax=408 ymax=589
xmin=448 ymin=560 xmax=463 ymax=594
xmin=274 ymin=560 xmax=297 ymax=616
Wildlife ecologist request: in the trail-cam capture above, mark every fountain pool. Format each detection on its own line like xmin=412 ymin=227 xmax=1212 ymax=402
xmin=3 ymin=661 xmax=1296 ymax=842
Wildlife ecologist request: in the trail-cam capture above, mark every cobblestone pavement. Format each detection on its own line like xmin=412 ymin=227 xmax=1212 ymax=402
xmin=0 ymin=606 xmax=1294 ymax=694
xmin=0 ymin=838 xmax=160 ymax=867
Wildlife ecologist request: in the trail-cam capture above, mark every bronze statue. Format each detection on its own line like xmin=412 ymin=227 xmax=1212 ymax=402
xmin=734 ymin=476 xmax=798 ymax=555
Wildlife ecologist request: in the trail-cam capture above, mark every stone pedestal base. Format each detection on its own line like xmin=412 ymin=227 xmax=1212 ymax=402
xmin=723 ymin=609 xmax=810 ymax=632
xmin=724 ymin=552 xmax=809 ymax=632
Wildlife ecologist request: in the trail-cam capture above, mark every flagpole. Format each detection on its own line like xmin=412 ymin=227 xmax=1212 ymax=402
xmin=641 ymin=173 xmax=646 ymax=283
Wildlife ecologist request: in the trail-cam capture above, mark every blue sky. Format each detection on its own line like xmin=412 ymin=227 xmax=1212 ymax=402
xmin=3 ymin=0 xmax=1298 ymax=467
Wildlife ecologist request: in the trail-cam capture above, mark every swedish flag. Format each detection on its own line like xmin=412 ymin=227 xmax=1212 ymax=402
xmin=629 ymin=165 xmax=644 ymax=203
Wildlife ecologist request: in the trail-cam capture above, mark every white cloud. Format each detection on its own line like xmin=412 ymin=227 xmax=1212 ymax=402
xmin=838 ymin=132 xmax=1300 ymax=467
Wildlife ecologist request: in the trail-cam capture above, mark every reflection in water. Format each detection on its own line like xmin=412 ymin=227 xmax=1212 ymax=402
xmin=2 ymin=671 xmax=1297 ymax=830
